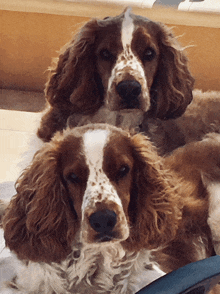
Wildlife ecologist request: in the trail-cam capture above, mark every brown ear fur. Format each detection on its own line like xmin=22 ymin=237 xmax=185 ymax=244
xmin=46 ymin=19 xmax=103 ymax=110
xmin=3 ymin=143 xmax=77 ymax=263
xmin=124 ymin=133 xmax=182 ymax=251
xmin=38 ymin=19 xmax=104 ymax=142
xmin=150 ymin=23 xmax=194 ymax=120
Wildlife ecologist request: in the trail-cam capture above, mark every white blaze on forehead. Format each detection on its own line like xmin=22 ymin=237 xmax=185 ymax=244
xmin=82 ymin=129 xmax=123 ymax=212
xmin=121 ymin=8 xmax=134 ymax=50
xmin=83 ymin=129 xmax=108 ymax=171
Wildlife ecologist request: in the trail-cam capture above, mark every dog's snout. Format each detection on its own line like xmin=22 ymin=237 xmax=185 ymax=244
xmin=89 ymin=209 xmax=117 ymax=234
xmin=116 ymin=80 xmax=141 ymax=108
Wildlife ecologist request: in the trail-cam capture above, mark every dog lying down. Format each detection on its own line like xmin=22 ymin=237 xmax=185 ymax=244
xmin=1 ymin=124 xmax=220 ymax=294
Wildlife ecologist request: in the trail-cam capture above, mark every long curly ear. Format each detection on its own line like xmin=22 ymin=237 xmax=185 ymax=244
xmin=38 ymin=19 xmax=104 ymax=142
xmin=3 ymin=143 xmax=78 ymax=263
xmin=124 ymin=133 xmax=181 ymax=251
xmin=46 ymin=19 xmax=104 ymax=111
xmin=150 ymin=23 xmax=194 ymax=119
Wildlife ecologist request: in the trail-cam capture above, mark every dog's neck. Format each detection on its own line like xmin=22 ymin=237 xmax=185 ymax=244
xmin=63 ymin=241 xmax=164 ymax=294
xmin=67 ymin=106 xmax=144 ymax=133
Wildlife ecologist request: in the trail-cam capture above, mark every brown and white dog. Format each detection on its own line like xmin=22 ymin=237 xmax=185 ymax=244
xmin=2 ymin=124 xmax=220 ymax=293
xmin=37 ymin=8 xmax=194 ymax=143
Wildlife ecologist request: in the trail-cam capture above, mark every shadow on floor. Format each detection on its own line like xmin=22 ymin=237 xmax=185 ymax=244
xmin=0 ymin=89 xmax=46 ymax=112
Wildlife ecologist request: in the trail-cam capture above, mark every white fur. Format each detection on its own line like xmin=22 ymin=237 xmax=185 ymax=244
xmin=207 ymin=182 xmax=220 ymax=255
xmin=121 ymin=8 xmax=134 ymax=51
xmin=0 ymin=245 xmax=164 ymax=294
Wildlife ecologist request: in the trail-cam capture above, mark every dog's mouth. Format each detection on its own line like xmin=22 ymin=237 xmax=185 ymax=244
xmin=81 ymin=208 xmax=129 ymax=244
xmin=89 ymin=209 xmax=118 ymax=243
xmin=106 ymin=78 xmax=150 ymax=112
xmin=95 ymin=231 xmax=120 ymax=243
xmin=120 ymin=98 xmax=141 ymax=110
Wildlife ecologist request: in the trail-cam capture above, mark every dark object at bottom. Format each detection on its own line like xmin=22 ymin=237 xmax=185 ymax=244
xmin=136 ymin=256 xmax=220 ymax=294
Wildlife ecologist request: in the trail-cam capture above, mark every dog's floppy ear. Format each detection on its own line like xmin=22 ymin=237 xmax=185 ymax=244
xmin=3 ymin=141 xmax=78 ymax=263
xmin=38 ymin=19 xmax=104 ymax=142
xmin=124 ymin=133 xmax=181 ymax=251
xmin=45 ymin=19 xmax=103 ymax=112
xmin=150 ymin=23 xmax=194 ymax=120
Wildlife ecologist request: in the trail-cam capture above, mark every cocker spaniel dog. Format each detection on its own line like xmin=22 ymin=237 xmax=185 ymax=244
xmin=2 ymin=124 xmax=220 ymax=294
xmin=37 ymin=8 xmax=194 ymax=143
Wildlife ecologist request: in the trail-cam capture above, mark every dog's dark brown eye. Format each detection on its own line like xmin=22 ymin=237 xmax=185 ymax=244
xmin=99 ymin=49 xmax=115 ymax=61
xmin=143 ymin=47 xmax=156 ymax=62
xmin=116 ymin=165 xmax=130 ymax=181
xmin=67 ymin=173 xmax=81 ymax=184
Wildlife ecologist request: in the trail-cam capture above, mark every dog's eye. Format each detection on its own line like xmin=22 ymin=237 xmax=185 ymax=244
xmin=143 ymin=47 xmax=156 ymax=62
xmin=116 ymin=165 xmax=130 ymax=181
xmin=99 ymin=49 xmax=115 ymax=61
xmin=67 ymin=173 xmax=81 ymax=184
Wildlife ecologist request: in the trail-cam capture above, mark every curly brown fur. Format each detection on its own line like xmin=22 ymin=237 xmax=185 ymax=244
xmin=143 ymin=90 xmax=220 ymax=155
xmin=154 ymin=133 xmax=220 ymax=273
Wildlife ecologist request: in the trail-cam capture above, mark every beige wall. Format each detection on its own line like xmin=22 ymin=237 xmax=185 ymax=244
xmin=0 ymin=10 xmax=88 ymax=91
xmin=0 ymin=2 xmax=220 ymax=92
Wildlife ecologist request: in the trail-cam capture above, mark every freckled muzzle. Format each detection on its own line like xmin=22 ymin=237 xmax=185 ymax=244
xmin=81 ymin=129 xmax=130 ymax=244
xmin=106 ymin=54 xmax=150 ymax=112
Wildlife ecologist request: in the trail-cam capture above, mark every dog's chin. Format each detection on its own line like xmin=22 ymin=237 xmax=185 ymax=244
xmin=116 ymin=109 xmax=144 ymax=130
xmin=94 ymin=230 xmax=124 ymax=243
xmin=81 ymin=228 xmax=129 ymax=246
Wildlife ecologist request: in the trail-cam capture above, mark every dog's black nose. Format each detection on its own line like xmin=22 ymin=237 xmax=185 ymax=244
xmin=116 ymin=80 xmax=142 ymax=108
xmin=89 ymin=210 xmax=117 ymax=234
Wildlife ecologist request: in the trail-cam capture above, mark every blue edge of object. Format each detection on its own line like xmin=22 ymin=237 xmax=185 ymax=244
xmin=136 ymin=255 xmax=220 ymax=294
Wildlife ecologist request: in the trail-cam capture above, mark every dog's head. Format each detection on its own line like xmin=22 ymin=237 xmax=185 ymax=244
xmin=4 ymin=124 xmax=181 ymax=263
xmin=40 ymin=9 xmax=194 ymax=141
